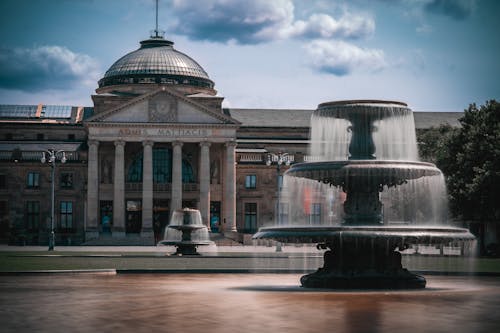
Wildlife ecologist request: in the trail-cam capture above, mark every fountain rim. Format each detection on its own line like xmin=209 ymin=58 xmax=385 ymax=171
xmin=318 ymin=100 xmax=408 ymax=108
xmin=252 ymin=225 xmax=476 ymax=244
xmin=285 ymin=160 xmax=441 ymax=176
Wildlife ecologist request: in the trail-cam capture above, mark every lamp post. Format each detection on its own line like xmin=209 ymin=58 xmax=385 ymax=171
xmin=266 ymin=152 xmax=290 ymax=225
xmin=41 ymin=149 xmax=66 ymax=251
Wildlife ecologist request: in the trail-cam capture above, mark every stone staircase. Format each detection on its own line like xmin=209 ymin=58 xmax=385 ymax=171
xmin=209 ymin=233 xmax=243 ymax=247
xmin=81 ymin=232 xmax=243 ymax=247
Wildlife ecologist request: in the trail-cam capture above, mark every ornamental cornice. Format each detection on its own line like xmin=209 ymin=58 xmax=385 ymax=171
xmin=85 ymin=122 xmax=239 ymax=130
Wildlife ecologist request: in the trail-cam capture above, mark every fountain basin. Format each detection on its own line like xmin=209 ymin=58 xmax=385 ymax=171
xmin=253 ymin=226 xmax=475 ymax=289
xmin=253 ymin=225 xmax=475 ymax=246
xmin=286 ymin=160 xmax=441 ymax=188
xmin=158 ymin=208 xmax=214 ymax=255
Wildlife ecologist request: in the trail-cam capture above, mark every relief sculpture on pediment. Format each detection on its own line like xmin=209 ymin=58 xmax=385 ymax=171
xmin=148 ymin=95 xmax=178 ymax=122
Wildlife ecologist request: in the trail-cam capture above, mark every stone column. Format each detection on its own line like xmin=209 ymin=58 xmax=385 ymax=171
xmin=113 ymin=140 xmax=126 ymax=237
xmin=85 ymin=140 xmax=99 ymax=240
xmin=199 ymin=141 xmax=211 ymax=230
xmin=224 ymin=141 xmax=237 ymax=232
xmin=141 ymin=140 xmax=154 ymax=241
xmin=171 ymin=141 xmax=183 ymax=214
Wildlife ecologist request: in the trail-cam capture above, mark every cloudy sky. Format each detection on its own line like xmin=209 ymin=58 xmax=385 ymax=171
xmin=0 ymin=0 xmax=499 ymax=111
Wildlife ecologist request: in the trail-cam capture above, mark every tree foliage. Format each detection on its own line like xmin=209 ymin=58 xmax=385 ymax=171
xmin=436 ymin=100 xmax=500 ymax=222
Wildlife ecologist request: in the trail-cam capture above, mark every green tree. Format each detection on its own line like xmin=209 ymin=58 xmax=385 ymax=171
xmin=417 ymin=124 xmax=456 ymax=164
xmin=436 ymin=100 xmax=500 ymax=250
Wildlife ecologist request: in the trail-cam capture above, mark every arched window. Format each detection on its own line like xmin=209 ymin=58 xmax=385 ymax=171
xmin=127 ymin=149 xmax=192 ymax=183
xmin=153 ymin=148 xmax=171 ymax=183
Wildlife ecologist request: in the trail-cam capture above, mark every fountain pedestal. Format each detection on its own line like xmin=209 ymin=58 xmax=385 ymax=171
xmin=301 ymin=242 xmax=425 ymax=289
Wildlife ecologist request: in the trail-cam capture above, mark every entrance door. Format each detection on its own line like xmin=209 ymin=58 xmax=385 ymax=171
xmin=126 ymin=200 xmax=142 ymax=234
xmin=153 ymin=199 xmax=169 ymax=243
xmin=210 ymin=201 xmax=221 ymax=233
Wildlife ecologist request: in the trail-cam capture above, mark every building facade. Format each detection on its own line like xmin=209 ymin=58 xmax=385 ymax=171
xmin=0 ymin=34 xmax=473 ymax=246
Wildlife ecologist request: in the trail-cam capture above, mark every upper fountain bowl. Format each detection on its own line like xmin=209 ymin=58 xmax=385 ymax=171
xmin=316 ymin=100 xmax=410 ymax=122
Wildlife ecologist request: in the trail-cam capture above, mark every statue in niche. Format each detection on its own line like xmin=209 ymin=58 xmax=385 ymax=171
xmin=210 ymin=157 xmax=220 ymax=184
xmin=101 ymin=159 xmax=113 ymax=184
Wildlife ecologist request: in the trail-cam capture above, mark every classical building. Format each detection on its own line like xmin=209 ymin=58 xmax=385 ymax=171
xmin=0 ymin=33 xmax=467 ymax=246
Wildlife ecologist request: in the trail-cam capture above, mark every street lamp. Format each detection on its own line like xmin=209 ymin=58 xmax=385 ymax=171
xmin=266 ymin=152 xmax=291 ymax=225
xmin=41 ymin=149 xmax=67 ymax=251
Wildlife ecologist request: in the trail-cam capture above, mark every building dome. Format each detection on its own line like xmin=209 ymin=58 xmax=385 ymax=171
xmin=98 ymin=37 xmax=214 ymax=91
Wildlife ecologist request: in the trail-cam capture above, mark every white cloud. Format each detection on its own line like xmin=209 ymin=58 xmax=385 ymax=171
xmin=287 ymin=12 xmax=375 ymax=40
xmin=305 ymin=40 xmax=386 ymax=76
xmin=168 ymin=0 xmax=295 ymax=44
xmin=167 ymin=0 xmax=375 ymax=43
xmin=0 ymin=45 xmax=100 ymax=92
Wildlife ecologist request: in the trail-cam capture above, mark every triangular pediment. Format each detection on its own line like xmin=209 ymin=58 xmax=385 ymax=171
xmin=85 ymin=86 xmax=239 ymax=125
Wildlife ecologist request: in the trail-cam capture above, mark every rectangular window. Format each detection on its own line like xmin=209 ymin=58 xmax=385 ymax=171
xmin=310 ymin=203 xmax=322 ymax=224
xmin=25 ymin=201 xmax=40 ymax=231
xmin=59 ymin=201 xmax=73 ymax=229
xmin=27 ymin=172 xmax=40 ymax=188
xmin=279 ymin=202 xmax=289 ymax=225
xmin=60 ymin=172 xmax=73 ymax=189
xmin=37 ymin=133 xmax=44 ymax=140
xmin=0 ymin=175 xmax=6 ymax=189
xmin=245 ymin=175 xmax=257 ymax=189
xmin=244 ymin=202 xmax=258 ymax=233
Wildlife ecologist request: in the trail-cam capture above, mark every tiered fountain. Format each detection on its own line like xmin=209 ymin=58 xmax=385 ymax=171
xmin=159 ymin=208 xmax=214 ymax=255
xmin=254 ymin=100 xmax=474 ymax=289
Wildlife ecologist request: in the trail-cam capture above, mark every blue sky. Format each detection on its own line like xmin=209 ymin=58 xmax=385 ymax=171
xmin=0 ymin=0 xmax=499 ymax=111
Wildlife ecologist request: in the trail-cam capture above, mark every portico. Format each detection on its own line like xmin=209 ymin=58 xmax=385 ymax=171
xmin=84 ymin=87 xmax=240 ymax=243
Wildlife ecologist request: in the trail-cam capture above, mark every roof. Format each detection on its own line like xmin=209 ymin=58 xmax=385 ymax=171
xmin=0 ymin=104 xmax=463 ymax=129
xmin=99 ymin=37 xmax=213 ymax=89
xmin=0 ymin=104 xmax=85 ymax=123
xmin=412 ymin=111 xmax=463 ymax=129
xmin=228 ymin=108 xmax=313 ymax=127
xmin=228 ymin=108 xmax=463 ymax=129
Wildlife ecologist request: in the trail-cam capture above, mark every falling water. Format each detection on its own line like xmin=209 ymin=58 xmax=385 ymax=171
xmin=309 ymin=102 xmax=419 ymax=161
xmin=282 ymin=101 xmax=450 ymax=226
xmin=163 ymin=208 xmax=211 ymax=243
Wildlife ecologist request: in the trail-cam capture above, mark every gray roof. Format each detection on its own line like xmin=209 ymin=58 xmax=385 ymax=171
xmin=228 ymin=108 xmax=313 ymax=128
xmin=228 ymin=108 xmax=463 ymax=129
xmin=412 ymin=111 xmax=463 ymax=129
xmin=103 ymin=38 xmax=210 ymax=80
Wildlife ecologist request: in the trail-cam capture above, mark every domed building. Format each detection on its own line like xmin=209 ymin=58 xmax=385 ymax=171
xmin=97 ymin=36 xmax=216 ymax=96
xmin=83 ymin=33 xmax=241 ymax=244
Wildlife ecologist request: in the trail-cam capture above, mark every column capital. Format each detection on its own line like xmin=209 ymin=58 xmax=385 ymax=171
xmin=142 ymin=140 xmax=154 ymax=147
xmin=199 ymin=141 xmax=211 ymax=148
xmin=88 ymin=140 xmax=100 ymax=147
xmin=114 ymin=140 xmax=126 ymax=147
xmin=172 ymin=140 xmax=184 ymax=148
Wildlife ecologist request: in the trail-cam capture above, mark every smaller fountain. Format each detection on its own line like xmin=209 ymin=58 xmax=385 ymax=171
xmin=158 ymin=208 xmax=214 ymax=255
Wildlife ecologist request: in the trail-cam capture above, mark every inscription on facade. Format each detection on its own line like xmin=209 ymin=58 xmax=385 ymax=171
xmin=117 ymin=128 xmax=210 ymax=137
xmin=118 ymin=128 xmax=143 ymax=136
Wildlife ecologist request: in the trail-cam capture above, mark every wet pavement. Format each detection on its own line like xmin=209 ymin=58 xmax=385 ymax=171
xmin=1 ymin=274 xmax=499 ymax=333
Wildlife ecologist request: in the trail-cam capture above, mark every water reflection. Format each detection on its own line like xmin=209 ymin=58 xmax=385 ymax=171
xmin=0 ymin=274 xmax=498 ymax=333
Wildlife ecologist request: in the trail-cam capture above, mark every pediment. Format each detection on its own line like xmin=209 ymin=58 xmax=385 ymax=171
xmin=86 ymin=87 xmax=238 ymax=125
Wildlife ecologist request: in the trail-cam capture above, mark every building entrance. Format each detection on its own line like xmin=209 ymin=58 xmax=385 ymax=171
xmin=210 ymin=201 xmax=221 ymax=233
xmin=126 ymin=200 xmax=142 ymax=233
xmin=154 ymin=199 xmax=169 ymax=243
